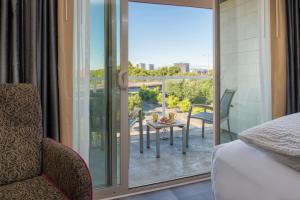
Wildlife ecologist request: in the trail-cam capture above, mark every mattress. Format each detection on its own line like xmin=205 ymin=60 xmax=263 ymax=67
xmin=211 ymin=140 xmax=300 ymax=200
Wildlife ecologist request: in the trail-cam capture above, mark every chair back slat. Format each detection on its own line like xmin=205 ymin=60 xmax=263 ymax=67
xmin=220 ymin=89 xmax=236 ymax=120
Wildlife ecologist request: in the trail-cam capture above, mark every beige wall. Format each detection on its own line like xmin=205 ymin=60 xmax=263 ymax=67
xmin=58 ymin=0 xmax=74 ymax=147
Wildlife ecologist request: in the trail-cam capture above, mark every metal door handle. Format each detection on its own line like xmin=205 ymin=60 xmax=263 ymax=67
xmin=118 ymin=70 xmax=128 ymax=90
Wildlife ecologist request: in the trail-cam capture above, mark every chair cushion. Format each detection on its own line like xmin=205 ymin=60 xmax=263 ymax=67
xmin=0 ymin=176 xmax=69 ymax=200
xmin=0 ymin=127 xmax=42 ymax=186
xmin=191 ymin=112 xmax=213 ymax=123
xmin=0 ymin=84 xmax=42 ymax=128
xmin=0 ymin=84 xmax=43 ymax=186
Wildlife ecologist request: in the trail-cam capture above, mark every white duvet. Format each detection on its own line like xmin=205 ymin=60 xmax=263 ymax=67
xmin=212 ymin=140 xmax=300 ymax=200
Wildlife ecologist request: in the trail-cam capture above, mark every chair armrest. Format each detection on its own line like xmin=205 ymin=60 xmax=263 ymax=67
xmin=192 ymin=104 xmax=213 ymax=110
xmin=42 ymin=138 xmax=92 ymax=200
xmin=129 ymin=107 xmax=142 ymax=119
xmin=129 ymin=107 xmax=143 ymax=128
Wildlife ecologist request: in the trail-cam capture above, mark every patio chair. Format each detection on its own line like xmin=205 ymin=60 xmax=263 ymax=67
xmin=129 ymin=107 xmax=144 ymax=153
xmin=186 ymin=89 xmax=236 ymax=144
xmin=90 ymin=90 xmax=106 ymax=149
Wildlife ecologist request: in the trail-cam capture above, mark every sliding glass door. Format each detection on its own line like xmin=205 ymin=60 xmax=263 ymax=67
xmin=73 ymin=0 xmax=128 ymax=194
xmin=215 ymin=0 xmax=272 ymax=144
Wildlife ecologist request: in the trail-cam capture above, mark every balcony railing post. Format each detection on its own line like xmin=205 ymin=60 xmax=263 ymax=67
xmin=162 ymin=78 xmax=166 ymax=116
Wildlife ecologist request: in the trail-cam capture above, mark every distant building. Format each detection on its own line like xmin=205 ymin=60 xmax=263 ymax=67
xmin=148 ymin=64 xmax=155 ymax=70
xmin=174 ymin=63 xmax=190 ymax=73
xmin=192 ymin=68 xmax=208 ymax=74
xmin=137 ymin=63 xmax=146 ymax=70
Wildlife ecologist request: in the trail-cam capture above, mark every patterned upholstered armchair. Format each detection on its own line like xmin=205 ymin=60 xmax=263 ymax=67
xmin=0 ymin=84 xmax=92 ymax=200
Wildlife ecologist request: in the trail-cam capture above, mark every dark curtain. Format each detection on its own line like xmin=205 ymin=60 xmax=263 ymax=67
xmin=286 ymin=0 xmax=300 ymax=114
xmin=0 ymin=0 xmax=60 ymax=141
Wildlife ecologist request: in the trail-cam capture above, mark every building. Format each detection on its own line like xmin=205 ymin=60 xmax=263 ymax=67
xmin=174 ymin=63 xmax=190 ymax=73
xmin=137 ymin=63 xmax=146 ymax=70
xmin=148 ymin=64 xmax=155 ymax=70
xmin=191 ymin=68 xmax=208 ymax=74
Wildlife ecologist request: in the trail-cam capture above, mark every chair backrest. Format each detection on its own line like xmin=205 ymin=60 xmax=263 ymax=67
xmin=90 ymin=90 xmax=106 ymax=132
xmin=220 ymin=89 xmax=236 ymax=121
xmin=0 ymin=84 xmax=42 ymax=186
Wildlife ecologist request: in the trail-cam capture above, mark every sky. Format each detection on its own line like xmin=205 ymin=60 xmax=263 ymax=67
xmin=90 ymin=1 xmax=213 ymax=69
xmin=90 ymin=1 xmax=105 ymax=69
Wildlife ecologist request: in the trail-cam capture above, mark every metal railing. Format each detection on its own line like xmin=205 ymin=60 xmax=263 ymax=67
xmin=90 ymin=75 xmax=212 ymax=115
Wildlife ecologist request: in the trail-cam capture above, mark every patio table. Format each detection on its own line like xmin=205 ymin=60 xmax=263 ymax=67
xmin=145 ymin=120 xmax=186 ymax=158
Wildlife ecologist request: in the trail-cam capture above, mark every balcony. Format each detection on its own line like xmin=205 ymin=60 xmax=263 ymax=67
xmin=127 ymin=75 xmax=220 ymax=187
xmin=89 ymin=75 xmax=234 ymax=187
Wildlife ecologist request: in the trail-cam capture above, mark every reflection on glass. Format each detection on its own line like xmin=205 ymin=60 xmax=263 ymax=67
xmin=89 ymin=0 xmax=121 ymax=188
xmin=219 ymin=0 xmax=271 ymax=143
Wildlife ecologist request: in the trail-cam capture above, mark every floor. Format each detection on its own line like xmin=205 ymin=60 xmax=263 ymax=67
xmin=128 ymin=116 xmax=235 ymax=187
xmin=89 ymin=124 xmax=235 ymax=188
xmin=89 ymin=104 xmax=236 ymax=188
xmin=129 ymin=126 xmax=214 ymax=187
xmin=122 ymin=181 xmax=214 ymax=200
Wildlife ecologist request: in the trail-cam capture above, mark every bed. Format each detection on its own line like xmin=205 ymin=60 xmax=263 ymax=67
xmin=212 ymin=139 xmax=300 ymax=200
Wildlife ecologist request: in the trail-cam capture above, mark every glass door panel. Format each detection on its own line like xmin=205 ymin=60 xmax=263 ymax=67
xmin=217 ymin=0 xmax=272 ymax=144
xmin=128 ymin=2 xmax=213 ymax=187
xmin=74 ymin=0 xmax=125 ymax=189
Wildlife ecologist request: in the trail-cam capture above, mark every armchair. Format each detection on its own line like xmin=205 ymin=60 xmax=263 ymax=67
xmin=0 ymin=84 xmax=92 ymax=200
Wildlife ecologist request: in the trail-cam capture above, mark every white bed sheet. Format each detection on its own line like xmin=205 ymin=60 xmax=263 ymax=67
xmin=212 ymin=140 xmax=300 ymax=200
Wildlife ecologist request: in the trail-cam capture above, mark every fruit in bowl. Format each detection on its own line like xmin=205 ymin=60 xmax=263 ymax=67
xmin=159 ymin=116 xmax=175 ymax=124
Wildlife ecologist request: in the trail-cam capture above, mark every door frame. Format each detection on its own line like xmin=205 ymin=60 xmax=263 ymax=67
xmin=213 ymin=0 xmax=220 ymax=146
xmin=94 ymin=0 xmax=216 ymax=199
xmin=130 ymin=0 xmax=213 ymax=8
xmin=94 ymin=0 xmax=130 ymax=198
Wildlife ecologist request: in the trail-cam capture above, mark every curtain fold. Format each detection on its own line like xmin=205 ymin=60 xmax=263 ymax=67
xmin=271 ymin=0 xmax=287 ymax=118
xmin=0 ymin=0 xmax=60 ymax=141
xmin=58 ymin=0 xmax=74 ymax=147
xmin=286 ymin=0 xmax=300 ymax=114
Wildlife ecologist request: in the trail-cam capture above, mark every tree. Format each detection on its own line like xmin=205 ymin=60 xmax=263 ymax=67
xmin=166 ymin=80 xmax=184 ymax=99
xmin=138 ymin=85 xmax=161 ymax=103
xmin=165 ymin=79 xmax=213 ymax=104
xmin=128 ymin=94 xmax=142 ymax=112
xmin=90 ymin=69 xmax=104 ymax=78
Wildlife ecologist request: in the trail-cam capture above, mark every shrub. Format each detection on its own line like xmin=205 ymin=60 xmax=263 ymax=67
xmin=165 ymin=80 xmax=184 ymax=99
xmin=165 ymin=79 xmax=213 ymax=104
xmin=191 ymin=107 xmax=205 ymax=114
xmin=182 ymin=80 xmax=204 ymax=103
xmin=152 ymin=87 xmax=161 ymax=96
xmin=191 ymin=106 xmax=213 ymax=114
xmin=166 ymin=95 xmax=179 ymax=109
xmin=156 ymin=93 xmax=163 ymax=105
xmin=178 ymin=98 xmax=191 ymax=112
xmin=200 ymin=80 xmax=213 ymax=104
xmin=128 ymin=94 xmax=142 ymax=112
xmin=138 ymin=85 xmax=161 ymax=103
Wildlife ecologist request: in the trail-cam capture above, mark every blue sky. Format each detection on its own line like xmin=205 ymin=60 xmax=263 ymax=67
xmin=90 ymin=1 xmax=105 ymax=69
xmin=90 ymin=1 xmax=213 ymax=69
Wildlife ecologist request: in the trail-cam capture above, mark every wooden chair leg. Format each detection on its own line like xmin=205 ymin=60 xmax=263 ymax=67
xmin=202 ymin=120 xmax=205 ymax=138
